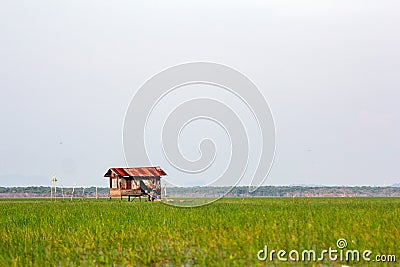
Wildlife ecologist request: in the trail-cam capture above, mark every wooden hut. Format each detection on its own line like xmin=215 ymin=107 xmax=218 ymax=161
xmin=104 ymin=166 xmax=167 ymax=201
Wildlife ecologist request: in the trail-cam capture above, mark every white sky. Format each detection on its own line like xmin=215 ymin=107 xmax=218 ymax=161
xmin=0 ymin=0 xmax=399 ymax=187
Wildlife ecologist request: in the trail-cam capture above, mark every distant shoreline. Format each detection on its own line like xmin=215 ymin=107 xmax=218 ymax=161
xmin=0 ymin=186 xmax=399 ymax=198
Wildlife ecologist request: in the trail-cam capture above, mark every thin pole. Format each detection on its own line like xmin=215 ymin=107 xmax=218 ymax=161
xmin=51 ymin=176 xmax=58 ymax=201
xmin=71 ymin=185 xmax=75 ymax=201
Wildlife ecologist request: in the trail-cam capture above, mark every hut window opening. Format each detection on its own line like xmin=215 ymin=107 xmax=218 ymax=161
xmin=111 ymin=179 xmax=117 ymax=189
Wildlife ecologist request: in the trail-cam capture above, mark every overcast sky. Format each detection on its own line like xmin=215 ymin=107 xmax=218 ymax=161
xmin=0 ymin=0 xmax=399 ymax=187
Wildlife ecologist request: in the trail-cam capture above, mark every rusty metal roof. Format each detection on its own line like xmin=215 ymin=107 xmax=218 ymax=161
xmin=104 ymin=167 xmax=167 ymax=177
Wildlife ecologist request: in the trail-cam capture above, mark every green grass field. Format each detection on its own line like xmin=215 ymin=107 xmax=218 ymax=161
xmin=0 ymin=198 xmax=399 ymax=266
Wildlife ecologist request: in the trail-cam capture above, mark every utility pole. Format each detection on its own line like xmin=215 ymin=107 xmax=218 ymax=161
xmin=71 ymin=184 xmax=75 ymax=201
xmin=61 ymin=184 xmax=64 ymax=200
xmin=51 ymin=176 xmax=58 ymax=200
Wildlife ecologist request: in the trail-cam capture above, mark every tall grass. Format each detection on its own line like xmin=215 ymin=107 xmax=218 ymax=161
xmin=0 ymin=198 xmax=399 ymax=266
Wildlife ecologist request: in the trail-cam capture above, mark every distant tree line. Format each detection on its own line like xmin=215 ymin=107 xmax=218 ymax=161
xmin=0 ymin=186 xmax=109 ymax=198
xmin=0 ymin=186 xmax=399 ymax=198
xmin=163 ymin=186 xmax=400 ymax=197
